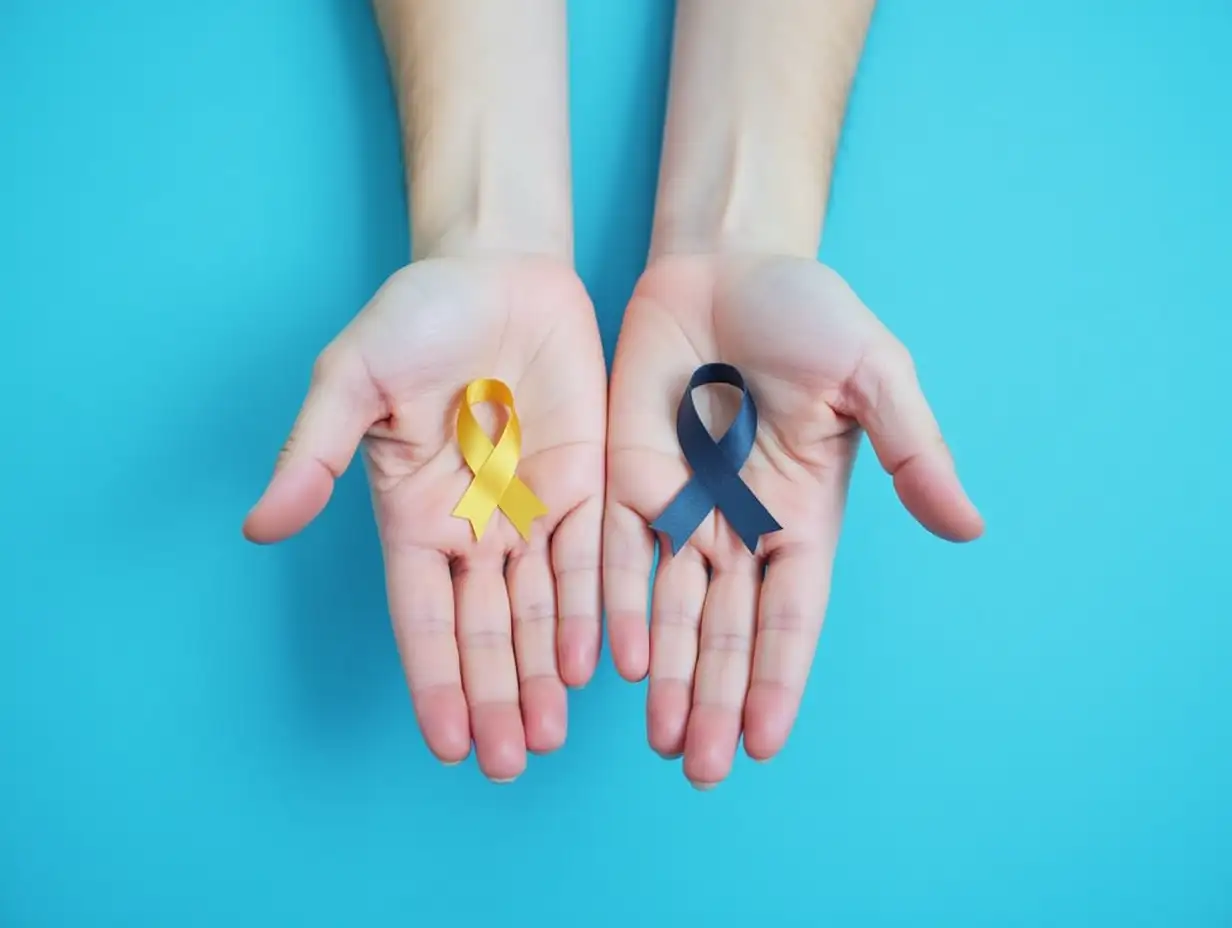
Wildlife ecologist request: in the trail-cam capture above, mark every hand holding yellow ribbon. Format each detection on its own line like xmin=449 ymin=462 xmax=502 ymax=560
xmin=452 ymin=378 xmax=548 ymax=541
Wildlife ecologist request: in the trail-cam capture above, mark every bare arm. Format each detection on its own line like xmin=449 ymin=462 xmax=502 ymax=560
xmin=650 ymin=0 xmax=876 ymax=260
xmin=372 ymin=0 xmax=573 ymax=261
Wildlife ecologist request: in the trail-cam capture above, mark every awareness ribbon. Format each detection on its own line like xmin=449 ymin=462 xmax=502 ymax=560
xmin=650 ymin=363 xmax=782 ymax=555
xmin=452 ymin=378 xmax=548 ymax=541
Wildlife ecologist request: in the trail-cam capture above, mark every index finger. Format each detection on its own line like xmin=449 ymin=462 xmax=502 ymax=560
xmin=385 ymin=544 xmax=471 ymax=765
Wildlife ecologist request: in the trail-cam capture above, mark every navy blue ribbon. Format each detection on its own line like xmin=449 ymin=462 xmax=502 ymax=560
xmin=650 ymin=363 xmax=782 ymax=555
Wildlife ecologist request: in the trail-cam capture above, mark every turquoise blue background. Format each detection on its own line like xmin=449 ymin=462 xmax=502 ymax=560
xmin=2 ymin=0 xmax=1230 ymax=924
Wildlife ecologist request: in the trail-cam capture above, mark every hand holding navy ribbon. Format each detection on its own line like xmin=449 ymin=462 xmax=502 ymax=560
xmin=651 ymin=363 xmax=782 ymax=555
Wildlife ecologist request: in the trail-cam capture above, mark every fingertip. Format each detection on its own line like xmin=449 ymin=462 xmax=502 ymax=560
xmin=647 ymin=679 xmax=689 ymax=758
xmin=957 ymin=508 xmax=986 ymax=542
xmin=618 ymin=661 xmax=649 ymax=684
xmin=521 ymin=676 xmax=568 ymax=754
xmin=242 ymin=460 xmax=335 ymax=544
xmin=614 ymin=627 xmax=650 ymax=682
xmin=421 ymin=724 xmax=468 ymax=769
xmin=559 ymin=662 xmax=595 ymax=691
xmin=682 ymin=705 xmax=739 ymax=786
xmin=558 ymin=617 xmax=601 ymax=689
xmin=742 ymin=735 xmax=782 ymax=764
xmin=893 ymin=454 xmax=984 ymax=544
xmin=415 ymin=686 xmax=472 ymax=765
xmin=471 ymin=703 xmax=528 ymax=782
xmin=742 ymin=683 xmax=797 ymax=762
xmin=431 ymin=737 xmax=472 ymax=767
xmin=609 ymin=612 xmax=650 ymax=682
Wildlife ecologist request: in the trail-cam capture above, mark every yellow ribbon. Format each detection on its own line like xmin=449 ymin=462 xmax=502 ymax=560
xmin=452 ymin=378 xmax=548 ymax=541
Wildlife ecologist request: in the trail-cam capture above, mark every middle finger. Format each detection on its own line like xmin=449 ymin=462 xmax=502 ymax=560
xmin=454 ymin=555 xmax=526 ymax=782
xmin=683 ymin=558 xmax=760 ymax=788
xmin=647 ymin=546 xmax=709 ymax=758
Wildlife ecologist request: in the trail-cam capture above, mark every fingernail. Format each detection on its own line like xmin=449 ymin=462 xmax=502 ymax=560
xmin=688 ymin=779 xmax=718 ymax=792
xmin=489 ymin=777 xmax=518 ymax=785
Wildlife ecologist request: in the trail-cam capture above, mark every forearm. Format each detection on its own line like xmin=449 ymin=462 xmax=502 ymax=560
xmin=650 ymin=0 xmax=875 ymax=260
xmin=373 ymin=0 xmax=573 ymax=261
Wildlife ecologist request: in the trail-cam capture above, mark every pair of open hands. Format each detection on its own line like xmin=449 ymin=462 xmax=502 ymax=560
xmin=243 ymin=251 xmax=982 ymax=787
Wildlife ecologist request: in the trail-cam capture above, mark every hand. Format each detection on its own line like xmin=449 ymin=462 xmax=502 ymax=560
xmin=244 ymin=255 xmax=606 ymax=782
xmin=604 ymin=253 xmax=983 ymax=788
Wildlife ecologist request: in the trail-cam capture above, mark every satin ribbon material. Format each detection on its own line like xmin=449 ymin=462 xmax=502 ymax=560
xmin=651 ymin=363 xmax=782 ymax=555
xmin=452 ymin=378 xmax=548 ymax=541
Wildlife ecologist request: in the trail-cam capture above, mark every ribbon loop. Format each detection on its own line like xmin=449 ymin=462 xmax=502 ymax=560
xmin=452 ymin=378 xmax=548 ymax=541
xmin=650 ymin=363 xmax=781 ymax=554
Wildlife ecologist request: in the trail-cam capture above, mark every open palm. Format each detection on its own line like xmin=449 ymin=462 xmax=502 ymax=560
xmin=245 ymin=255 xmax=606 ymax=781
xmin=604 ymin=253 xmax=983 ymax=788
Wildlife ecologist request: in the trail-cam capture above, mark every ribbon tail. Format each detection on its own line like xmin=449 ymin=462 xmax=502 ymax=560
xmin=647 ymin=514 xmax=684 ymax=556
xmin=497 ymin=477 xmax=549 ymax=541
xmin=452 ymin=485 xmax=498 ymax=541
xmin=714 ymin=477 xmax=782 ymax=554
xmin=730 ymin=508 xmax=782 ymax=555
xmin=650 ymin=479 xmax=713 ymax=555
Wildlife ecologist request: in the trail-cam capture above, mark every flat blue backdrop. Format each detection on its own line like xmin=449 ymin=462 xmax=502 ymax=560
xmin=2 ymin=1 xmax=1229 ymax=924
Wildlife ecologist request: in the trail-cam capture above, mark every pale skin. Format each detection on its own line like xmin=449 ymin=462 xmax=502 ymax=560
xmin=244 ymin=0 xmax=982 ymax=788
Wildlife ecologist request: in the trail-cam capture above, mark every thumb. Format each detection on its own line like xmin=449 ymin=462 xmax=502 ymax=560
xmin=843 ymin=339 xmax=984 ymax=542
xmin=243 ymin=346 xmax=381 ymax=544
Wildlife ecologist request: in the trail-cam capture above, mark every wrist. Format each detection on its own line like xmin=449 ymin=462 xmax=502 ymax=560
xmin=649 ymin=128 xmax=829 ymax=260
xmin=409 ymin=144 xmax=573 ymax=262
xmin=648 ymin=0 xmax=873 ymax=261
xmin=375 ymin=0 xmax=573 ymax=263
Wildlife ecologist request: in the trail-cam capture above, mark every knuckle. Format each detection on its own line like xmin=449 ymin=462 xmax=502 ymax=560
xmin=513 ymin=599 xmax=556 ymax=626
xmin=699 ymin=631 xmax=753 ymax=654
xmin=848 ymin=337 xmax=916 ymax=411
xmin=870 ymin=337 xmax=916 ymax=383
xmin=758 ymin=602 xmax=810 ymax=633
xmin=553 ymin=560 xmax=599 ymax=584
xmin=654 ymin=602 xmax=702 ymax=630
xmin=311 ymin=342 xmax=358 ymax=386
xmin=402 ymin=613 xmax=453 ymax=636
xmin=460 ymin=629 xmax=512 ymax=650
